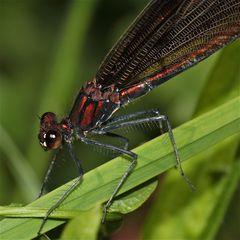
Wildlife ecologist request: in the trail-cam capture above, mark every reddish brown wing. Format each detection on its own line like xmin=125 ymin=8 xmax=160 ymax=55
xmin=96 ymin=0 xmax=183 ymax=86
xmin=95 ymin=0 xmax=240 ymax=101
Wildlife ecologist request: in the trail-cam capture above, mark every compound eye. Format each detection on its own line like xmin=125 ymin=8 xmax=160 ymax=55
xmin=45 ymin=130 xmax=62 ymax=150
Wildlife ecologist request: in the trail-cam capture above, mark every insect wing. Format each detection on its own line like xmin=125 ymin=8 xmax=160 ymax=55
xmin=95 ymin=0 xmax=240 ymax=96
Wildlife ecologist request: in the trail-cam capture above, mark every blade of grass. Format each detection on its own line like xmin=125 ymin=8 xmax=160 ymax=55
xmin=61 ymin=205 xmax=101 ymax=240
xmin=142 ymin=41 xmax=240 ymax=240
xmin=0 ymin=206 xmax=80 ymax=219
xmin=0 ymin=96 xmax=239 ymax=239
xmin=108 ymin=179 xmax=158 ymax=215
xmin=200 ymin=159 xmax=240 ymax=240
xmin=194 ymin=34 xmax=240 ymax=240
xmin=142 ymin=141 xmax=240 ymax=240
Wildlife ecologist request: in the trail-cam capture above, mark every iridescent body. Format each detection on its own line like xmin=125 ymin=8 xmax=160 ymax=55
xmin=37 ymin=0 xmax=240 ymax=236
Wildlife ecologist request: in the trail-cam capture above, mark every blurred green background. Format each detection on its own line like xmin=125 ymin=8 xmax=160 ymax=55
xmin=0 ymin=0 xmax=239 ymax=239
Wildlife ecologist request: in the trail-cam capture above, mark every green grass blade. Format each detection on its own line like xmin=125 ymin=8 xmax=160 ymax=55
xmin=142 ymin=41 xmax=240 ymax=240
xmin=200 ymin=160 xmax=240 ymax=240
xmin=142 ymin=142 xmax=240 ymax=240
xmin=195 ymin=38 xmax=240 ymax=240
xmin=108 ymin=179 xmax=158 ymax=215
xmin=61 ymin=206 xmax=101 ymax=240
xmin=0 ymin=96 xmax=239 ymax=239
xmin=0 ymin=206 xmax=80 ymax=219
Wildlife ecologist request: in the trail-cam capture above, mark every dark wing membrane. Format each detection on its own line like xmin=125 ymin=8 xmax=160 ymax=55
xmin=121 ymin=0 xmax=240 ymax=87
xmin=95 ymin=0 xmax=183 ymax=86
xmin=95 ymin=0 xmax=240 ymax=98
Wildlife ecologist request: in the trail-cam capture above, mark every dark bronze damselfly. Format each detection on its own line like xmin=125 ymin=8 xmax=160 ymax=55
xmin=37 ymin=0 xmax=240 ymax=235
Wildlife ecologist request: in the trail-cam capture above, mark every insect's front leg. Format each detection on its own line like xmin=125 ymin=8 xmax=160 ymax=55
xmin=37 ymin=140 xmax=84 ymax=236
xmin=37 ymin=150 xmax=59 ymax=199
xmin=78 ymin=135 xmax=137 ymax=222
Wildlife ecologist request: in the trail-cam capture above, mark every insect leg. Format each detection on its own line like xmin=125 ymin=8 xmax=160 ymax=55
xmin=106 ymin=109 xmax=160 ymax=125
xmin=103 ymin=109 xmax=165 ymax=134
xmin=37 ymin=150 xmax=59 ymax=199
xmin=80 ymin=136 xmax=137 ymax=222
xmin=100 ymin=109 xmax=195 ymax=190
xmin=101 ymin=132 xmax=129 ymax=150
xmin=37 ymin=142 xmax=84 ymax=236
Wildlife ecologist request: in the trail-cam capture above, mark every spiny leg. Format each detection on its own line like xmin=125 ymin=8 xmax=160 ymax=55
xmin=90 ymin=131 xmax=129 ymax=150
xmin=99 ymin=109 xmax=195 ymax=190
xmin=37 ymin=142 xmax=84 ymax=236
xmin=79 ymin=136 xmax=137 ymax=222
xmin=103 ymin=109 xmax=165 ymax=134
xmin=106 ymin=109 xmax=160 ymax=125
xmin=157 ymin=115 xmax=195 ymax=190
xmin=102 ymin=154 xmax=137 ymax=222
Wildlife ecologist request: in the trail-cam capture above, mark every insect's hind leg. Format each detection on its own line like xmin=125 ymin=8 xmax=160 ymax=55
xmin=151 ymin=111 xmax=194 ymax=190
xmin=101 ymin=109 xmax=165 ymax=134
xmin=100 ymin=109 xmax=195 ymax=190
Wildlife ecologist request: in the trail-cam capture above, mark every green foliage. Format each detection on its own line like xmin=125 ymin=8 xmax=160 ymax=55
xmin=61 ymin=205 xmax=102 ymax=240
xmin=0 ymin=0 xmax=239 ymax=239
xmin=142 ymin=41 xmax=240 ymax=240
xmin=0 ymin=97 xmax=239 ymax=239
xmin=108 ymin=179 xmax=158 ymax=215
